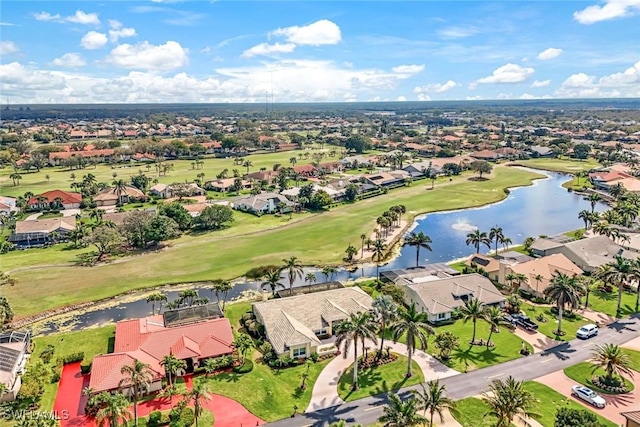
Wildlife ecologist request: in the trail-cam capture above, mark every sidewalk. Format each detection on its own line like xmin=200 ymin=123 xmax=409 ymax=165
xmin=512 ymin=328 xmax=559 ymax=353
xmin=580 ymin=307 xmax=617 ymax=326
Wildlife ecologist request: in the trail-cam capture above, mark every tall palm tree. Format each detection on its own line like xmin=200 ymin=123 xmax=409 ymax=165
xmin=489 ymin=226 xmax=504 ymax=255
xmin=112 ymin=179 xmax=128 ymax=204
xmin=532 ymin=273 xmax=544 ymax=295
xmin=544 ymin=272 xmax=584 ymax=336
xmin=372 ymin=238 xmax=387 ymax=280
xmin=233 ymin=333 xmax=254 ymax=364
xmin=282 ymin=256 xmax=304 ymax=294
xmin=378 ymin=393 xmax=426 ymax=427
xmin=391 ymin=303 xmax=434 ymax=378
xmin=484 ymin=306 xmax=510 ymax=348
xmin=211 ymin=280 xmax=233 ymax=310
xmin=483 ymin=376 xmax=538 ymax=427
xmin=460 ymin=297 xmax=484 ymax=344
xmin=412 ymin=380 xmax=457 ymax=427
xmin=586 ymin=193 xmax=602 ymax=213
xmin=95 ymin=391 xmax=132 ymax=427
xmin=119 ymin=359 xmax=154 ymax=427
xmin=591 ymin=343 xmax=634 ymax=383
xmin=146 ymin=293 xmax=167 ymax=315
xmin=360 ymin=233 xmax=367 ymax=258
xmin=594 ymin=255 xmax=634 ymax=316
xmin=465 ymin=229 xmax=491 ymax=254
xmin=160 ymin=354 xmax=186 ymax=387
xmin=243 ymin=160 xmax=253 ymax=174
xmin=334 ymin=311 xmax=378 ymax=390
xmin=404 ymin=231 xmax=433 ymax=268
xmin=187 ymin=380 xmax=213 ymax=427
xmin=578 ymin=209 xmax=591 ymax=231
xmin=261 ymin=267 xmax=284 ymax=296
xmin=371 ymin=295 xmax=398 ymax=358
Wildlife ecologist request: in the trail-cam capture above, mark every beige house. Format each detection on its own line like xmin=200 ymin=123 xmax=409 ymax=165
xmin=465 ymin=254 xmax=501 ymax=281
xmin=547 ymin=235 xmax=640 ymax=272
xmin=622 ymin=411 xmax=640 ymax=427
xmin=9 ymin=217 xmax=76 ymax=248
xmin=252 ymin=287 xmax=373 ymax=358
xmin=94 ymin=185 xmax=146 ymax=207
xmin=497 ymin=253 xmax=583 ymax=297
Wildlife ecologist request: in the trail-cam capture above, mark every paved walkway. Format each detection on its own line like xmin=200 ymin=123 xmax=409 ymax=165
xmin=622 ymin=336 xmax=640 ymax=352
xmin=581 ymin=308 xmax=617 ymax=326
xmin=534 ymin=369 xmax=639 ymax=425
xmin=306 ymin=339 xmax=459 ymax=413
xmin=54 ymin=363 xmax=263 ymax=427
xmin=512 ymin=327 xmax=559 ymax=353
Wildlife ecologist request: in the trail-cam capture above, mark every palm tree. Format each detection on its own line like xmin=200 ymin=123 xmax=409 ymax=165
xmin=501 ymin=237 xmax=512 ymax=251
xmin=404 ymin=231 xmax=432 ymax=268
xmin=304 ymin=272 xmax=316 ymax=285
xmin=391 ymin=303 xmax=434 ymax=378
xmin=360 ymin=233 xmax=367 ymax=258
xmin=466 ymin=229 xmax=491 ymax=254
xmin=282 ymin=256 xmax=304 ymax=294
xmin=119 ymin=359 xmax=154 ymax=427
xmin=412 ymin=380 xmax=457 ymax=427
xmin=460 ymin=297 xmax=484 ymax=344
xmin=334 ymin=311 xmax=378 ymax=390
xmin=544 ymin=272 xmax=584 ymax=336
xmin=378 ymin=393 xmax=426 ymax=427
xmin=483 ymin=376 xmax=538 ymax=427
xmin=372 ymin=238 xmax=387 ymax=280
xmin=178 ymin=289 xmax=198 ymax=306
xmin=146 ymin=293 xmax=167 ymax=315
xmin=594 ymin=255 xmax=634 ymax=316
xmin=243 ymin=160 xmax=253 ymax=174
xmin=160 ymin=354 xmax=186 ymax=387
xmin=95 ymin=391 xmax=132 ymax=427
xmin=112 ymin=179 xmax=128 ymax=204
xmin=489 ymin=226 xmax=504 ymax=255
xmin=211 ymin=280 xmax=233 ymax=310
xmin=532 ymin=273 xmax=544 ymax=295
xmin=321 ymin=265 xmax=337 ymax=282
xmin=484 ymin=306 xmax=509 ymax=348
xmin=187 ymin=380 xmax=213 ymax=427
xmin=261 ymin=267 xmax=284 ymax=296
xmin=233 ymin=333 xmax=254 ymax=365
xmin=586 ymin=193 xmax=602 ymax=213
xmin=371 ymin=295 xmax=398 ymax=358
xmin=591 ymin=343 xmax=634 ymax=383
xmin=578 ymin=209 xmax=591 ymax=231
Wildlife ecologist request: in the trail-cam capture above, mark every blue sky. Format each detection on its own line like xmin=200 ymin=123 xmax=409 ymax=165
xmin=1 ymin=1 xmax=639 ymax=103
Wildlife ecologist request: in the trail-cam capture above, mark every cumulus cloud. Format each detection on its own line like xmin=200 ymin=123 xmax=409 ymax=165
xmin=81 ymin=31 xmax=108 ymax=50
xmin=0 ymin=41 xmax=19 ymax=55
xmin=537 ymin=48 xmax=563 ymax=61
xmin=35 ymin=10 xmax=100 ymax=25
xmin=104 ymin=41 xmax=188 ymax=70
xmin=475 ymin=63 xmax=535 ymax=85
xmin=108 ymin=20 xmax=137 ymax=43
xmin=573 ymin=0 xmax=640 ymax=24
xmin=396 ymin=96 xmax=407 ymax=101
xmin=391 ymin=64 xmax=425 ymax=75
xmin=242 ymin=42 xmax=296 ymax=58
xmin=270 ymin=19 xmax=341 ymax=46
xmin=555 ymin=61 xmax=640 ymax=97
xmin=416 ymin=94 xmax=432 ymax=101
xmin=51 ymin=53 xmax=87 ymax=68
xmin=413 ymin=80 xmax=458 ymax=94
xmin=531 ymin=79 xmax=551 ymax=88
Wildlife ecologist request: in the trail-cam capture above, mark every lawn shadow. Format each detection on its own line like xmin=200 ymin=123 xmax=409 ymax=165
xmin=291 ymin=386 xmax=305 ymax=400
xmin=107 ymin=336 xmax=115 ymax=353
xmin=341 ymin=368 xmax=383 ymax=401
xmin=451 ymin=345 xmax=505 ymax=371
xmin=210 ymin=372 xmax=242 ymax=383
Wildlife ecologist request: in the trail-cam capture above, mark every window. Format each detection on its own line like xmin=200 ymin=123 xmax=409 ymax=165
xmin=314 ymin=328 xmax=328 ymax=336
xmin=438 ymin=313 xmax=447 ymax=320
xmin=292 ymin=347 xmax=307 ymax=358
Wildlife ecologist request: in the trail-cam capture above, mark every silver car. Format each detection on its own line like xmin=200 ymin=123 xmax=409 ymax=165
xmin=571 ymin=385 xmax=606 ymax=408
xmin=576 ymin=324 xmax=598 ymax=339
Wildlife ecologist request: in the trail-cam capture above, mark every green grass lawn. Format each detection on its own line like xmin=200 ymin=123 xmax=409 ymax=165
xmin=223 ymin=301 xmax=252 ymax=334
xmin=337 ymin=354 xmax=423 ymax=402
xmin=30 ymin=325 xmax=116 ymax=411
xmin=520 ymin=303 xmax=590 ymax=341
xmin=563 ymin=362 xmax=635 ymax=394
xmin=2 ymin=165 xmax=547 ymax=318
xmin=199 ymin=357 xmax=331 ymax=422
xmin=623 ymin=348 xmax=640 ymax=372
xmin=516 ymin=158 xmax=600 ymax=174
xmin=451 ymin=397 xmax=498 ymax=427
xmin=523 ymin=381 xmax=616 ymax=427
xmin=585 ymin=288 xmax=638 ymax=318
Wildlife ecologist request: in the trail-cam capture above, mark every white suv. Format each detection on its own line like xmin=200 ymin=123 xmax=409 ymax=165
xmin=577 ymin=324 xmax=598 ymax=339
xmin=571 ymin=385 xmax=606 ymax=408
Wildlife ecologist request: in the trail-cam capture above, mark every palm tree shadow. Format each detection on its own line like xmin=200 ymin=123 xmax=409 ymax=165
xmin=302 ymin=403 xmax=361 ymax=426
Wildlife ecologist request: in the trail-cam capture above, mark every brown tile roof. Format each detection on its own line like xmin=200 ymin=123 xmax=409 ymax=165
xmin=28 ymin=190 xmax=82 ymax=206
xmin=508 ymin=253 xmax=583 ymax=294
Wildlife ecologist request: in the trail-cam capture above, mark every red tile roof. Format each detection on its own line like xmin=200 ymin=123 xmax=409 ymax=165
xmin=49 ymin=149 xmax=115 ymax=160
xmin=28 ymin=190 xmax=82 ymax=206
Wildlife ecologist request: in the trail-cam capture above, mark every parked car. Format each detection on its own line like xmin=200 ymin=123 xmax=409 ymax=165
xmin=512 ymin=313 xmax=539 ymax=331
xmin=577 ymin=324 xmax=599 ymax=339
xmin=571 ymin=385 xmax=606 ymax=408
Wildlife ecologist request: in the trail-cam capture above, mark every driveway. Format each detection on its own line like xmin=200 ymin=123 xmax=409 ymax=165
xmin=306 ymin=339 xmax=458 ymax=412
xmin=581 ymin=308 xmax=617 ymax=326
xmin=535 ymin=369 xmax=638 ymax=425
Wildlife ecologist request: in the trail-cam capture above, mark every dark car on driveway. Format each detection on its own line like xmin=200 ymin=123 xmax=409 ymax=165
xmin=512 ymin=313 xmax=539 ymax=331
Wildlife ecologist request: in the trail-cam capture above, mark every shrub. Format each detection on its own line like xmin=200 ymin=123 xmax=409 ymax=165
xmin=555 ymin=407 xmax=605 ymax=427
xmin=233 ymin=359 xmax=254 ymax=374
xmin=309 ymin=353 xmax=319 ymax=363
xmin=50 ymin=369 xmax=61 ymax=383
xmin=80 ymin=363 xmax=92 ymax=374
xmin=56 ymin=352 xmax=85 ymax=365
xmin=170 ymin=407 xmax=194 ymax=427
xmin=39 ymin=344 xmax=55 ymax=364
xmin=148 ymin=411 xmax=162 ymax=426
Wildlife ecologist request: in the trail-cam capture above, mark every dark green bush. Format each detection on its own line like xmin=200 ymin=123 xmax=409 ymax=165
xmin=39 ymin=344 xmax=55 ymax=364
xmin=80 ymin=363 xmax=92 ymax=374
xmin=56 ymin=352 xmax=85 ymax=365
xmin=555 ymin=407 xmax=604 ymax=427
xmin=233 ymin=359 xmax=254 ymax=374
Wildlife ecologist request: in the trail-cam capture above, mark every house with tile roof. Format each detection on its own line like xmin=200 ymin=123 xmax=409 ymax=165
xmin=9 ymin=217 xmax=76 ymax=248
xmin=27 ymin=190 xmax=82 ymax=210
xmin=0 ymin=196 xmax=18 ymax=215
xmin=94 ymin=185 xmax=147 ymax=207
xmin=0 ymin=331 xmax=31 ymax=403
xmin=252 ymin=287 xmax=373 ymax=358
xmin=89 ymin=316 xmax=234 ymax=394
xmin=233 ymin=192 xmax=293 ymax=215
xmin=546 ymin=235 xmax=640 ymax=273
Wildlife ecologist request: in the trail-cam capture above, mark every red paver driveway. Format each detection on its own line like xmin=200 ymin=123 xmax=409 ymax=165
xmin=55 ymin=364 xmax=263 ymax=427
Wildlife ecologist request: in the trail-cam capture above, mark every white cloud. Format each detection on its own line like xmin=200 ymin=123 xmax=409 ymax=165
xmin=0 ymin=41 xmax=19 ymax=55
xmin=413 ymin=80 xmax=458 ymax=93
xmin=35 ymin=10 xmax=100 ymax=25
xmin=396 ymin=96 xmax=407 ymax=101
xmin=51 ymin=53 xmax=87 ymax=68
xmin=531 ymin=79 xmax=551 ymax=88
xmin=108 ymin=20 xmax=137 ymax=42
xmin=417 ymin=94 xmax=431 ymax=101
xmin=573 ymin=0 xmax=640 ymax=24
xmin=270 ymin=19 xmax=341 ymax=46
xmin=437 ymin=26 xmax=480 ymax=39
xmin=391 ymin=64 xmax=425 ymax=75
xmin=555 ymin=61 xmax=640 ymax=97
xmin=537 ymin=48 xmax=563 ymax=61
xmin=475 ymin=63 xmax=535 ymax=85
xmin=0 ymin=22 xmax=17 ymax=26
xmin=81 ymin=31 xmax=108 ymax=50
xmin=104 ymin=41 xmax=188 ymax=70
xmin=242 ymin=42 xmax=296 ymax=58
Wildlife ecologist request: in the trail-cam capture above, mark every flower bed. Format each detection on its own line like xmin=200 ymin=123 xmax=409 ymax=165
xmin=592 ymin=376 xmax=629 ymax=394
xmin=358 ymin=352 xmax=398 ymax=369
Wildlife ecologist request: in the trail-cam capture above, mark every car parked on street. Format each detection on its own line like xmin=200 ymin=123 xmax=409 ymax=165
xmin=571 ymin=385 xmax=606 ymax=408
xmin=577 ymin=324 xmax=599 ymax=339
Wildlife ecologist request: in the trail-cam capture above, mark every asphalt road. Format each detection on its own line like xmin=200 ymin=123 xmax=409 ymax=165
xmin=267 ymin=314 xmax=640 ymax=427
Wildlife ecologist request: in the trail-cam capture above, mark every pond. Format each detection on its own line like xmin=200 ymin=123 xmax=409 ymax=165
xmin=39 ymin=168 xmax=606 ymax=333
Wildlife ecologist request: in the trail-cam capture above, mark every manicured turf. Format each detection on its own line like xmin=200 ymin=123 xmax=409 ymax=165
xmin=223 ymin=301 xmax=252 ymax=334
xmin=622 ymin=348 xmax=640 ymax=373
xmin=563 ymin=362 xmax=635 ymax=394
xmin=515 ymin=158 xmax=600 ymax=173
xmin=199 ymin=358 xmax=331 ymax=422
xmin=523 ymin=381 xmax=616 ymax=427
xmin=337 ymin=354 xmax=423 ymax=401
xmin=4 ymin=165 xmax=545 ymax=318
xmin=586 ymin=288 xmax=638 ymax=318
xmin=520 ymin=303 xmax=590 ymax=341
xmin=451 ymin=397 xmax=498 ymax=427
xmin=30 ymin=325 xmax=116 ymax=411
